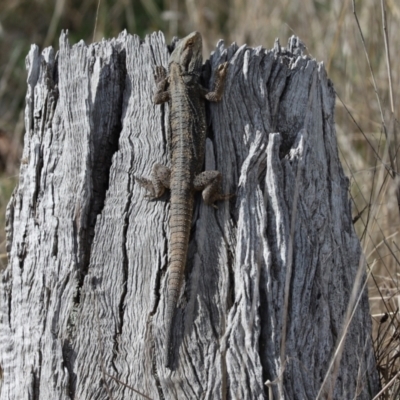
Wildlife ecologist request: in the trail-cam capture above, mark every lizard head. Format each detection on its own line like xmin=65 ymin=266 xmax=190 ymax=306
xmin=169 ymin=31 xmax=203 ymax=74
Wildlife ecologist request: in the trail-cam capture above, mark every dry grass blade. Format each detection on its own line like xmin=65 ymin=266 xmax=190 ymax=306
xmin=380 ymin=0 xmax=394 ymax=114
xmin=316 ymin=254 xmax=372 ymax=399
xmin=336 ymin=93 xmax=388 ymax=175
xmin=352 ymin=204 xmax=369 ymax=224
xmin=352 ymin=0 xmax=395 ymax=177
xmin=326 ymin=0 xmax=349 ymax=73
xmin=44 ymin=0 xmax=66 ymax=47
xmin=139 ymin=0 xmax=162 ymax=28
xmin=395 ymin=177 xmax=400 ymax=216
xmin=92 ymin=0 xmax=102 ymax=43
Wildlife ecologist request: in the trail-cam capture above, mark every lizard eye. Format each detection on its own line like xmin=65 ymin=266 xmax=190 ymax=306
xmin=186 ymin=39 xmax=194 ymax=47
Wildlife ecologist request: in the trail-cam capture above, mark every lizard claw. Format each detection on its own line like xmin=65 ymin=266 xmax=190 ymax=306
xmin=135 ymin=176 xmax=155 ymax=196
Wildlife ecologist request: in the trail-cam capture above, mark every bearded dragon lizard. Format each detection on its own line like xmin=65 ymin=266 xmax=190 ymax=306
xmin=136 ymin=31 xmax=229 ymax=368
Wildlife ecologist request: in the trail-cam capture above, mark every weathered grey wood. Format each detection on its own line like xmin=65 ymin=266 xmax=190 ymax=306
xmin=0 ymin=31 xmax=379 ymax=399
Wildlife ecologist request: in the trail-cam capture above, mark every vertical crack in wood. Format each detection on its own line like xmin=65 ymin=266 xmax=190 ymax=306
xmin=72 ymin=47 xmax=127 ymax=311
xmin=79 ymin=48 xmax=128 ymax=396
xmin=31 ymin=349 xmax=42 ymax=399
xmin=17 ymin=228 xmax=28 ymax=271
xmin=146 ymin=268 xmax=166 ymax=399
xmin=148 ymin=314 xmax=165 ymax=400
xmin=215 ymin=214 xmax=235 ymax=314
xmin=113 ymin=171 xmax=132 ymax=360
xmin=63 ymin=44 xmax=127 ymax=399
xmin=59 ymin=269 xmax=75 ymax=396
xmin=7 ymin=287 xmax=11 ymax=330
xmin=61 ymin=339 xmax=75 ymax=398
xmin=147 ymin=226 xmax=168 ymax=398
xmin=32 ymin=149 xmax=43 ymax=219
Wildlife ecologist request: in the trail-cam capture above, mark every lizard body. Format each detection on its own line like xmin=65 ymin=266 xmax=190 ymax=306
xmin=136 ymin=32 xmax=229 ymax=368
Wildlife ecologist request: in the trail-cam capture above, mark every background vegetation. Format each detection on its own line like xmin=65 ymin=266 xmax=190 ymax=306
xmin=1 ymin=0 xmax=399 ymax=397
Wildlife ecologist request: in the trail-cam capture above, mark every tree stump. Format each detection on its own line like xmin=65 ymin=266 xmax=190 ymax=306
xmin=0 ymin=31 xmax=380 ymax=399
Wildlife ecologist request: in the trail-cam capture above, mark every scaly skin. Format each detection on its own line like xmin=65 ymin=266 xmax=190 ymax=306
xmin=136 ymin=32 xmax=229 ymax=368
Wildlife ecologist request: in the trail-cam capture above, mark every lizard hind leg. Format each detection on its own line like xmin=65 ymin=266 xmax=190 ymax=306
xmin=194 ymin=170 xmax=233 ymax=208
xmin=136 ymin=163 xmax=171 ymax=199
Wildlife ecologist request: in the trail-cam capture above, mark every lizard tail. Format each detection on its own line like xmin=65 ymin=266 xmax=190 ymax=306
xmin=165 ymin=260 xmax=182 ymax=368
xmin=165 ymin=194 xmax=193 ymax=368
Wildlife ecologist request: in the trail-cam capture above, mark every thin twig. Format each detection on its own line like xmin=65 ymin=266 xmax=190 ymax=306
xmin=104 ymin=372 xmax=154 ymax=400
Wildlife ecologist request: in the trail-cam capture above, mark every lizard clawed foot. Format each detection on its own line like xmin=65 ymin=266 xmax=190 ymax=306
xmin=204 ymin=62 xmax=228 ymax=102
xmin=135 ymin=175 xmax=167 ymax=200
xmin=144 ymin=194 xmax=159 ymax=201
xmin=210 ymin=192 xmax=235 ymax=209
xmin=215 ymin=192 xmax=236 ymax=202
xmin=134 ymin=176 xmax=150 ymax=187
xmin=141 ymin=191 xmax=163 ymax=201
xmin=135 ymin=176 xmax=156 ymax=197
xmin=153 ymin=66 xmax=167 ymax=85
xmin=216 ymin=62 xmax=228 ymax=78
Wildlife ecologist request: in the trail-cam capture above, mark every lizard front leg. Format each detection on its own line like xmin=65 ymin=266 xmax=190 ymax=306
xmin=136 ymin=163 xmax=171 ymax=199
xmin=138 ymin=66 xmax=170 ymax=198
xmin=153 ymin=66 xmax=170 ymax=104
xmin=201 ymin=62 xmax=228 ymax=102
xmin=194 ymin=170 xmax=233 ymax=208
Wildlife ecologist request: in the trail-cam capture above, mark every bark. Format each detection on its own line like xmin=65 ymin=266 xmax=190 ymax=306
xmin=0 ymin=31 xmax=379 ymax=399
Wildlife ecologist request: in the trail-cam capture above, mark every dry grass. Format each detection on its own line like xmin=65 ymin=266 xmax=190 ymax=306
xmin=1 ymin=0 xmax=400 ymax=397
